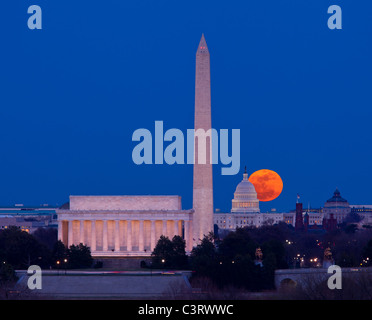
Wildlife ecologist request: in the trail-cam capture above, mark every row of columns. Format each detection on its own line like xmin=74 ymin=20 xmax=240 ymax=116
xmin=59 ymin=219 xmax=192 ymax=253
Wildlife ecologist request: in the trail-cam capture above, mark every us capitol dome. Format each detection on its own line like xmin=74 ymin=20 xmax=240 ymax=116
xmin=231 ymin=167 xmax=260 ymax=214
xmin=214 ymin=167 xmax=286 ymax=230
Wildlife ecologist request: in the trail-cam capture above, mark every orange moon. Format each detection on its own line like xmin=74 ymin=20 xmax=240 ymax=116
xmin=248 ymin=169 xmax=283 ymax=202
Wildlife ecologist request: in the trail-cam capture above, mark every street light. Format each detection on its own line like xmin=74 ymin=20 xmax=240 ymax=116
xmin=63 ymin=258 xmax=68 ymax=275
xmin=56 ymin=260 xmax=60 ymax=275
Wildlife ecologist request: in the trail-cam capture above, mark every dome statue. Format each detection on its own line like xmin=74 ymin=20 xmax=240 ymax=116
xmin=322 ymin=247 xmax=335 ymax=269
xmin=255 ymin=247 xmax=263 ymax=261
xmin=254 ymin=247 xmax=263 ymax=267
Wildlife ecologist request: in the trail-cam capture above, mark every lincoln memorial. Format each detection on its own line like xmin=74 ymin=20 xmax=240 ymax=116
xmin=57 ymin=195 xmax=194 ymax=257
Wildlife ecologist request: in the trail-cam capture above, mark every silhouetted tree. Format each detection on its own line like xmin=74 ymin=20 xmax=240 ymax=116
xmin=52 ymin=240 xmax=68 ymax=267
xmin=0 ymin=227 xmax=51 ymax=269
xmin=0 ymin=262 xmax=18 ymax=299
xmin=151 ymin=235 xmax=188 ymax=269
xmin=171 ymin=235 xmax=188 ymax=269
xmin=67 ymin=243 xmax=93 ymax=269
xmin=218 ymin=228 xmax=257 ymax=260
xmin=190 ymin=233 xmax=218 ymax=278
xmin=33 ymin=227 xmax=57 ymax=251
xmin=344 ymin=212 xmax=362 ymax=224
xmin=152 ymin=235 xmax=174 ymax=269
xmin=262 ymin=239 xmax=288 ymax=269
xmin=0 ymin=262 xmax=17 ymax=283
xmin=190 ymin=230 xmax=286 ymax=291
xmin=343 ymin=224 xmax=358 ymax=234
xmin=362 ymin=240 xmax=372 ymax=266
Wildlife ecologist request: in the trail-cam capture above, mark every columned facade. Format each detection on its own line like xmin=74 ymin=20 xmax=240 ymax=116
xmin=57 ymin=195 xmax=194 ymax=257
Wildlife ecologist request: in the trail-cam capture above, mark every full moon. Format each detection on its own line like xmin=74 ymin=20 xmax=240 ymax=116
xmin=249 ymin=169 xmax=283 ymax=202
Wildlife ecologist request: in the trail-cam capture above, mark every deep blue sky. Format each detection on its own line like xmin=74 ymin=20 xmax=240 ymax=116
xmin=1 ymin=1 xmax=371 ymax=212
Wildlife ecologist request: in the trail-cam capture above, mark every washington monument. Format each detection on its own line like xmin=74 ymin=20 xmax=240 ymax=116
xmin=192 ymin=34 xmax=214 ymax=245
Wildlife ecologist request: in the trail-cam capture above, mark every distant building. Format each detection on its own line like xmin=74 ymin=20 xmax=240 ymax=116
xmin=289 ymin=206 xmax=323 ymax=229
xmin=214 ymin=211 xmax=285 ymax=230
xmin=350 ymin=205 xmax=372 ymax=215
xmin=323 ymin=213 xmax=337 ymax=232
xmin=304 ymin=209 xmax=323 ymax=226
xmin=350 ymin=205 xmax=372 ymax=227
xmin=283 ymin=212 xmax=295 ymax=225
xmin=215 ymin=186 xmax=366 ymax=233
xmin=231 ymin=167 xmax=260 ymax=215
xmin=323 ymin=188 xmax=351 ymax=224
xmin=214 ymin=170 xmax=288 ymax=230
xmin=0 ymin=204 xmax=58 ymax=233
xmin=295 ymin=203 xmax=304 ymax=231
xmin=0 ymin=217 xmax=33 ymax=233
xmin=303 ymin=212 xmax=309 ymax=232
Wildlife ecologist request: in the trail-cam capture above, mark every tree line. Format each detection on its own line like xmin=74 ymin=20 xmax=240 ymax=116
xmin=150 ymin=221 xmax=372 ymax=291
xmin=0 ymin=226 xmax=93 ymax=283
xmin=3 ymin=219 xmax=372 ymax=292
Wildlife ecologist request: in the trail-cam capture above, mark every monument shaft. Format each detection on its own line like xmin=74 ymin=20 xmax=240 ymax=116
xmin=193 ymin=34 xmax=214 ymax=244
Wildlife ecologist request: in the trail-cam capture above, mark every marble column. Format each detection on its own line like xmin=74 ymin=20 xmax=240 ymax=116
xmin=139 ymin=220 xmax=144 ymax=251
xmin=162 ymin=220 xmax=167 ymax=237
xmin=91 ymin=220 xmax=96 ymax=252
xmin=184 ymin=220 xmax=189 ymax=245
xmin=80 ymin=220 xmax=84 ymax=244
xmin=174 ymin=220 xmax=179 ymax=237
xmin=150 ymin=220 xmax=156 ymax=251
xmin=127 ymin=220 xmax=132 ymax=252
xmin=103 ymin=220 xmax=108 ymax=251
xmin=58 ymin=220 xmax=63 ymax=241
xmin=115 ymin=220 xmax=120 ymax=252
xmin=184 ymin=220 xmax=193 ymax=252
xmin=68 ymin=220 xmax=73 ymax=247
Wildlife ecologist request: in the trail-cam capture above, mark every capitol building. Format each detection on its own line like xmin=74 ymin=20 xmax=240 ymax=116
xmin=214 ymin=175 xmax=372 ymax=232
xmin=214 ymin=169 xmax=293 ymax=230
